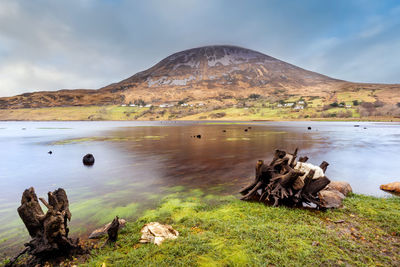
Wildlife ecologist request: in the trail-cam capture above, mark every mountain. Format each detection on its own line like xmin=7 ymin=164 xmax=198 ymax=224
xmin=0 ymin=45 xmax=399 ymax=109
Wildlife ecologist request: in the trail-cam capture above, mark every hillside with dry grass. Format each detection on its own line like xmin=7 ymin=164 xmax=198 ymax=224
xmin=0 ymin=45 xmax=399 ymax=120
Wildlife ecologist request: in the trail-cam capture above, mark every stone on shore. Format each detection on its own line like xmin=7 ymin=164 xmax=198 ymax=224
xmin=380 ymin=182 xmax=400 ymax=194
xmin=318 ymin=189 xmax=345 ymax=209
xmin=139 ymin=222 xmax=179 ymax=246
xmin=326 ymin=181 xmax=353 ymax=196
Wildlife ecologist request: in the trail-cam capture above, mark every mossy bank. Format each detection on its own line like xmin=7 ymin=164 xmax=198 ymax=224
xmin=51 ymin=190 xmax=400 ymax=267
xmin=2 ymin=190 xmax=400 ymax=266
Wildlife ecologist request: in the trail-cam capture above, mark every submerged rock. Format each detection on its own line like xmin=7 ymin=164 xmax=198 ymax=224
xmin=326 ymin=181 xmax=352 ymax=196
xmin=88 ymin=218 xmax=126 ymax=239
xmin=380 ymin=182 xmax=400 ymax=194
xmin=139 ymin=222 xmax=179 ymax=246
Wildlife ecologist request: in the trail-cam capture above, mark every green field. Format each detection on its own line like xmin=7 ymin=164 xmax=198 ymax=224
xmin=73 ymin=191 xmax=399 ymax=266
xmin=0 ymin=93 xmax=399 ymax=121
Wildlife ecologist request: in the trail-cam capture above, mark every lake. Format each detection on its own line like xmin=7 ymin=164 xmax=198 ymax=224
xmin=1 ymin=120 xmax=399 ymax=257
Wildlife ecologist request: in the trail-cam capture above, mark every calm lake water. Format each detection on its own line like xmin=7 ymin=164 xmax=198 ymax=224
xmin=1 ymin=120 xmax=399 ymax=257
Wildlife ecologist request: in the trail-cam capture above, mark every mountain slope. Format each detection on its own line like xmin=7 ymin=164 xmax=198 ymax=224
xmin=101 ymin=45 xmax=343 ymax=104
xmin=0 ymin=45 xmax=399 ymax=109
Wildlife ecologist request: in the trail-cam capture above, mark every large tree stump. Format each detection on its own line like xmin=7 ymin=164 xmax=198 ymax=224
xmin=9 ymin=187 xmax=86 ymax=266
xmin=240 ymin=149 xmax=331 ymax=209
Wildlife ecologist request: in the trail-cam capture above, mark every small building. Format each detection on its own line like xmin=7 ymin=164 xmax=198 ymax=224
xmin=298 ymin=101 xmax=305 ymax=104
xmin=284 ymin=103 xmax=294 ymax=107
xmin=145 ymin=104 xmax=152 ymax=108
xmin=294 ymin=105 xmax=304 ymax=110
xmin=159 ymin=103 xmax=174 ymax=108
xmin=277 ymin=104 xmax=283 ymax=108
xmin=129 ymin=104 xmax=136 ymax=107
xmin=120 ymin=104 xmax=127 ymax=107
xmin=345 ymin=105 xmax=352 ymax=108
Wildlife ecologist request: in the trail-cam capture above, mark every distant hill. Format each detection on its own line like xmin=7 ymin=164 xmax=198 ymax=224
xmin=0 ymin=45 xmax=399 ymax=109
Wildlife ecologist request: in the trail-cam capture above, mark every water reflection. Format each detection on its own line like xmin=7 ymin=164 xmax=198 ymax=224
xmin=0 ymin=121 xmax=399 ymax=257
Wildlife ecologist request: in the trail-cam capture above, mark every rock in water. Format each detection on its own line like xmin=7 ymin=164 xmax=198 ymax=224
xmin=318 ymin=189 xmax=345 ymax=208
xmin=327 ymin=181 xmax=353 ymax=196
xmin=380 ymin=182 xmax=400 ymax=194
xmin=89 ymin=219 xmax=127 ymax=239
xmin=83 ymin=154 xmax=95 ymax=166
xmin=139 ymin=222 xmax=179 ymax=246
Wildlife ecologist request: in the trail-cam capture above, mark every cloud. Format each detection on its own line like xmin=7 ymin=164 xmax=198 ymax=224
xmin=0 ymin=62 xmax=100 ymax=96
xmin=0 ymin=0 xmax=399 ymax=96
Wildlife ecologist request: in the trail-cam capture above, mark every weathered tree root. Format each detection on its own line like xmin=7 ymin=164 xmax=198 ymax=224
xmin=7 ymin=187 xmax=87 ymax=266
xmin=105 ymin=216 xmax=120 ymax=246
xmin=240 ymin=148 xmax=331 ymax=209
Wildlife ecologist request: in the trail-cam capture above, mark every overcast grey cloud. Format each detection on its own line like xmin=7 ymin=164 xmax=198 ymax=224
xmin=0 ymin=0 xmax=399 ymax=97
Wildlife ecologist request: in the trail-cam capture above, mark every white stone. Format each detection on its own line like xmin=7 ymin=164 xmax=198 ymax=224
xmin=139 ymin=222 xmax=179 ymax=246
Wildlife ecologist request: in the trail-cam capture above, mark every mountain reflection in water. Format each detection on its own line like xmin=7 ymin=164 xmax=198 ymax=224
xmin=0 ymin=121 xmax=399 ymax=256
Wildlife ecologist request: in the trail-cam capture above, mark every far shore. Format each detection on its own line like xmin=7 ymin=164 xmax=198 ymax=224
xmin=0 ymin=105 xmax=399 ymax=122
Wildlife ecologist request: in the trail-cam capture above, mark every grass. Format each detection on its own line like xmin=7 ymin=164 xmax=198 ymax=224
xmin=0 ymin=100 xmax=398 ymax=121
xmin=80 ymin=191 xmax=400 ymax=267
xmin=336 ymin=91 xmax=377 ymax=103
xmin=0 ymin=106 xmax=149 ymax=121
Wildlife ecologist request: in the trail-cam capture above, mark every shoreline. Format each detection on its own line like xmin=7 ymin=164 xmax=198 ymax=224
xmin=1 ymin=118 xmax=400 ymax=122
xmin=0 ymin=105 xmax=399 ymax=122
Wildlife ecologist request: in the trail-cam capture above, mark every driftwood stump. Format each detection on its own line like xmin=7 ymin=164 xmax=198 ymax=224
xmin=240 ymin=149 xmax=331 ymax=208
xmin=106 ymin=216 xmax=120 ymax=244
xmin=7 ymin=187 xmax=86 ymax=266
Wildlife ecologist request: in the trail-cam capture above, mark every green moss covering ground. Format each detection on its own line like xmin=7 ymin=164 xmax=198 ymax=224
xmin=80 ymin=191 xmax=400 ymax=267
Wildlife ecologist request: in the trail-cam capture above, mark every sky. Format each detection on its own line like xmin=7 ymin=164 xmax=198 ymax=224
xmin=0 ymin=0 xmax=399 ymax=97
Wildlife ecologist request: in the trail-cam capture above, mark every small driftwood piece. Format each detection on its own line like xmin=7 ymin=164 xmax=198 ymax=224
xmin=106 ymin=216 xmax=120 ymax=244
xmin=240 ymin=149 xmax=331 ymax=209
xmin=7 ymin=187 xmax=85 ymax=266
xmin=89 ymin=218 xmax=126 ymax=239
